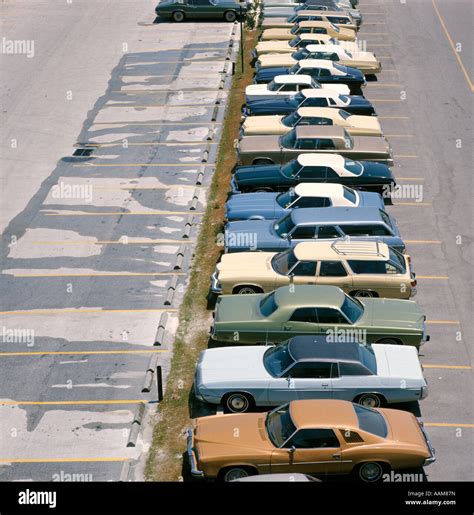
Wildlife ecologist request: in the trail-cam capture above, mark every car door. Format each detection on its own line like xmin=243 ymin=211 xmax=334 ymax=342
xmin=279 ymin=307 xmax=320 ymax=338
xmin=330 ymin=361 xmax=375 ymax=401
xmin=288 ymin=259 xmax=317 ymax=285
xmin=270 ymin=429 xmax=342 ymax=474
xmin=297 ymin=166 xmax=328 ymax=183
xmin=315 ymin=224 xmax=344 ymax=241
xmin=288 ymin=224 xmax=318 ymax=244
xmin=315 ymin=306 xmax=353 ymax=338
xmin=316 ymin=260 xmax=353 ymax=291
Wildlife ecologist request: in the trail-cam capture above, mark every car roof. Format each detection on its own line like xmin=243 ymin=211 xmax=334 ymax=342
xmin=297 ymin=107 xmax=345 ymax=119
xmin=274 ymin=284 xmax=345 ymax=308
xmin=294 ymin=182 xmax=344 ymax=198
xmin=297 ymin=59 xmax=337 ymax=70
xmin=296 ymin=153 xmax=346 ymax=167
xmin=287 ymin=336 xmax=362 ymax=362
xmin=294 ymin=125 xmax=347 ymax=139
xmin=293 ymin=240 xmax=391 ymax=261
xmin=290 ymin=206 xmax=385 ymax=224
xmin=290 ymin=399 xmax=358 ymax=429
xmin=306 ymin=44 xmax=347 ymax=53
xmin=274 ymin=75 xmax=313 ymax=85
xmin=297 ymin=20 xmax=333 ymax=28
xmin=301 ymin=10 xmax=352 ymax=17
xmin=298 ymin=33 xmax=333 ymax=41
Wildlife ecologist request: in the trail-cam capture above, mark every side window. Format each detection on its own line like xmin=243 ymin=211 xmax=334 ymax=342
xmin=279 ymin=84 xmax=295 ymax=92
xmin=319 ymin=261 xmax=348 ymax=277
xmin=317 ymin=226 xmax=341 ymax=238
xmin=316 ymin=139 xmax=336 ymax=150
xmin=328 ymin=97 xmax=337 ymax=106
xmin=340 ymin=224 xmax=390 ymax=237
xmin=316 ymin=307 xmax=348 ymax=324
xmin=291 ymin=260 xmax=317 ymax=276
xmin=325 ymin=167 xmax=339 ymax=178
xmin=294 ymin=196 xmax=329 ymax=208
xmin=291 ymin=225 xmax=316 ymax=239
xmin=299 ymin=166 xmax=327 ymax=179
xmin=330 ymin=53 xmax=340 ymax=61
xmin=297 ymin=138 xmax=317 ymax=150
xmin=385 ymin=262 xmax=402 ymax=274
xmin=306 ymin=98 xmax=328 ymax=107
xmin=348 ymin=260 xmax=386 ymax=274
xmin=318 ymin=68 xmax=331 ymax=77
xmin=289 ymin=307 xmax=317 ymax=323
xmin=289 ymin=361 xmax=336 ymax=379
xmin=313 ymin=28 xmax=326 ymax=34
xmin=339 ymin=362 xmax=372 ymax=376
xmin=285 ymin=429 xmax=340 ymax=449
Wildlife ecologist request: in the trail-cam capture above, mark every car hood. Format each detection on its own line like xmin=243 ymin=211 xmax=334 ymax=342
xmin=258 ymin=54 xmax=297 ymax=68
xmin=239 ymin=135 xmax=282 ymax=154
xmin=247 ymin=96 xmax=300 ymax=115
xmin=358 ymin=298 xmax=424 ymax=331
xmin=357 ymin=190 xmax=385 ymax=209
xmin=217 ymin=251 xmax=276 ymax=276
xmin=225 ymin=219 xmax=281 ymax=250
xmin=360 ymin=161 xmax=394 ymax=180
xmin=261 ymin=28 xmax=293 ymax=40
xmin=195 ymin=413 xmax=274 ymax=461
xmin=233 ymin=163 xmax=285 ymax=184
xmin=352 ymin=135 xmax=391 ymax=155
xmin=255 ymin=66 xmax=291 ymax=82
xmin=246 ymin=84 xmax=273 ymax=96
xmin=215 ymin=292 xmax=265 ymax=323
xmin=380 ymin=408 xmax=430 ymax=452
xmin=372 ymin=344 xmax=425 ymax=380
xmin=348 ymin=115 xmax=382 ymax=134
xmin=242 ymin=115 xmax=286 ymax=134
xmin=347 ymin=96 xmax=374 ymax=108
xmin=256 ymin=41 xmax=293 ymax=54
xmin=197 ymin=346 xmax=270 ymax=383
xmin=226 ymin=192 xmax=283 ymax=220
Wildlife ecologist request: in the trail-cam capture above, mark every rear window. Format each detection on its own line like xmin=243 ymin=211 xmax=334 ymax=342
xmin=260 ymin=292 xmax=278 ymax=316
xmin=342 ymin=186 xmax=357 ymax=205
xmin=354 ymin=404 xmax=388 ymax=438
xmin=348 ymin=260 xmax=386 ymax=274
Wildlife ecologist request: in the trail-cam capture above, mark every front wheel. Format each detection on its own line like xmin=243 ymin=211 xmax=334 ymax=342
xmin=224 ymin=10 xmax=237 ymax=22
xmin=234 ymin=285 xmax=262 ymax=295
xmin=356 ymin=462 xmax=386 ymax=482
xmin=220 ymin=467 xmax=254 ymax=482
xmin=172 ymin=10 xmax=185 ymax=22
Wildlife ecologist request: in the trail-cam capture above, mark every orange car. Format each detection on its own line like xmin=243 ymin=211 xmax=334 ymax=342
xmin=187 ymin=399 xmax=435 ymax=482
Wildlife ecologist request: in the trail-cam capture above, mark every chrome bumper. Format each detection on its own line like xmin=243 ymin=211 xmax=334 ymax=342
xmin=417 ymin=419 xmax=436 ymax=466
xmin=186 ymin=428 xmax=204 ymax=478
xmin=211 ymin=270 xmax=222 ymax=294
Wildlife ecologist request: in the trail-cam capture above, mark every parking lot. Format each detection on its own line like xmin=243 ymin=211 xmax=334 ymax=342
xmin=0 ymin=0 xmax=472 ymax=485
xmin=0 ymin=0 xmax=239 ymax=481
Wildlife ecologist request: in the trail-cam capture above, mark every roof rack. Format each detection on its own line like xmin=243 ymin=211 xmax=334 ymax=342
xmin=330 ymin=238 xmax=386 ymax=257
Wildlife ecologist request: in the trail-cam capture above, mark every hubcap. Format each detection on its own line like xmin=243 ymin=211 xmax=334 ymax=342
xmin=225 ymin=468 xmax=249 ymax=482
xmin=360 ymin=463 xmax=382 ymax=481
xmin=356 ymin=290 xmax=373 ymax=298
xmin=360 ymin=395 xmax=379 ymax=408
xmin=238 ymin=287 xmax=255 ymax=294
xmin=228 ymin=395 xmax=247 ymax=412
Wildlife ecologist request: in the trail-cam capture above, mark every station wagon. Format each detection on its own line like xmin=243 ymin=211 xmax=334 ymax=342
xmin=260 ymin=21 xmax=356 ymax=41
xmin=261 ymin=11 xmax=357 ymax=30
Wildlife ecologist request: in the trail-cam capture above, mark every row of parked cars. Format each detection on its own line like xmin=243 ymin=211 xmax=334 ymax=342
xmin=186 ymin=0 xmax=436 ymax=483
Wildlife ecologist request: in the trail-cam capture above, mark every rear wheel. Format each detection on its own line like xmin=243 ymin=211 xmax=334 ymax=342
xmin=223 ymin=392 xmax=254 ymax=413
xmin=378 ymin=338 xmax=402 ymax=345
xmin=357 ymin=393 xmax=383 ymax=408
xmin=234 ymin=285 xmax=262 ymax=294
xmin=224 ymin=10 xmax=237 ymax=22
xmin=253 ymin=159 xmax=273 ymax=165
xmin=219 ymin=466 xmax=256 ymax=482
xmin=172 ymin=10 xmax=185 ymax=22
xmin=356 ymin=462 xmax=386 ymax=482
xmin=353 ymin=290 xmax=377 ymax=298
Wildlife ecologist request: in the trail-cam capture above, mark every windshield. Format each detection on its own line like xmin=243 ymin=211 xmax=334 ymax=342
xmin=267 ymin=80 xmax=279 ymax=92
xmin=282 ymin=111 xmax=301 ymax=127
xmin=358 ymin=345 xmax=377 ymax=374
xmin=289 ymin=36 xmax=301 ymax=48
xmin=342 ymin=186 xmax=357 ymax=205
xmin=280 ymin=130 xmax=297 ymax=149
xmin=344 ymin=158 xmax=363 ymax=176
xmin=293 ymin=48 xmax=310 ymax=60
xmin=389 ymin=248 xmax=406 ymax=272
xmin=276 ymin=189 xmax=298 ymax=208
xmin=271 ymin=248 xmax=298 ymax=274
xmin=330 ymin=23 xmax=340 ymax=33
xmin=354 ymin=404 xmax=388 ymax=438
xmin=379 ymin=209 xmax=393 ymax=230
xmin=260 ymin=292 xmax=278 ymax=317
xmin=288 ymin=63 xmax=300 ymax=75
xmin=338 ymin=109 xmax=351 ymax=120
xmin=264 ymin=343 xmax=295 ymax=377
xmin=340 ymin=295 xmax=364 ymax=323
xmin=266 ymin=404 xmax=297 ymax=447
xmin=290 ymin=25 xmax=299 ymax=35
xmin=274 ymin=213 xmax=295 ymax=237
xmin=334 ymin=63 xmax=348 ymax=73
xmin=281 ymin=159 xmax=302 ymax=178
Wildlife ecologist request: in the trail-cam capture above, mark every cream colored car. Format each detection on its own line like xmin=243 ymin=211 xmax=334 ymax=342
xmin=241 ymin=107 xmax=383 ymax=137
xmin=254 ymin=34 xmax=362 ymax=57
xmin=257 ymin=45 xmax=381 ymax=75
xmin=261 ymin=11 xmax=358 ymax=31
xmin=211 ymin=240 xmax=416 ymax=299
xmin=261 ymin=21 xmax=357 ymax=42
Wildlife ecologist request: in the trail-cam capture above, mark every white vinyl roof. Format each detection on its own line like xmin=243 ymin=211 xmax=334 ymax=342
xmin=296 ymin=107 xmax=344 ymax=118
xmin=301 ymin=88 xmax=339 ymax=98
xmin=296 ymin=153 xmax=346 ymax=167
xmin=305 ymin=44 xmax=348 ymax=54
xmin=294 ymin=183 xmax=345 ymax=198
xmin=274 ymin=74 xmax=313 ymax=85
xmin=298 ymin=59 xmax=337 ymax=70
xmin=293 ymin=240 xmax=390 ymax=262
xmin=299 ymin=33 xmax=333 ymax=42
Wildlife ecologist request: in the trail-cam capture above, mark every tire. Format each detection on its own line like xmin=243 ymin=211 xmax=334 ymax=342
xmin=224 ymin=10 xmax=237 ymax=22
xmin=223 ymin=392 xmax=254 ymax=413
xmin=219 ymin=466 xmax=255 ymax=482
xmin=172 ymin=11 xmax=185 ymax=22
xmin=356 ymin=393 xmax=383 ymax=408
xmin=234 ymin=285 xmax=262 ymax=295
xmin=253 ymin=159 xmax=273 ymax=165
xmin=378 ymin=338 xmax=402 ymax=345
xmin=353 ymin=290 xmax=377 ymax=298
xmin=356 ymin=462 xmax=386 ymax=482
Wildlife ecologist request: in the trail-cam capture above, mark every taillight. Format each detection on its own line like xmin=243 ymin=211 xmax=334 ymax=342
xmin=411 ymin=279 xmax=417 ymax=287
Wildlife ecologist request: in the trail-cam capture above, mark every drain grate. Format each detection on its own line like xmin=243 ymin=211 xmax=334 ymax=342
xmin=73 ymin=148 xmax=94 ymax=157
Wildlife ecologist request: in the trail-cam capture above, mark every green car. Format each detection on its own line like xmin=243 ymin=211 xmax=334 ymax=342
xmin=211 ymin=285 xmax=429 ymax=347
xmin=155 ymin=0 xmax=246 ymax=23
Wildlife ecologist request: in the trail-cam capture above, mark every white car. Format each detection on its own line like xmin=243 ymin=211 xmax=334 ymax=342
xmin=194 ymin=336 xmax=428 ymax=413
xmin=245 ymin=74 xmax=349 ymax=102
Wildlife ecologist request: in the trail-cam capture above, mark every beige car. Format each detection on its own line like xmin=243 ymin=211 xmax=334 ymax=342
xmin=261 ymin=21 xmax=357 ymax=42
xmin=257 ymin=44 xmax=381 ymax=75
xmin=241 ymin=107 xmax=383 ymax=137
xmin=211 ymin=240 xmax=416 ymax=299
xmin=255 ymin=34 xmax=362 ymax=57
xmin=261 ymin=11 xmax=358 ymax=31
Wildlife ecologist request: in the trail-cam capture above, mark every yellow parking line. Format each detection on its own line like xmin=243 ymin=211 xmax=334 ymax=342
xmin=114 ymin=89 xmax=222 ymax=93
xmin=371 ymin=99 xmax=402 ymax=102
xmin=425 ymin=320 xmax=460 ymax=325
xmin=392 ymin=202 xmax=431 ymax=206
xmin=405 ymin=240 xmax=441 ymax=244
xmin=432 ymin=0 xmax=474 ymax=92
xmin=396 ymin=177 xmax=424 ymax=181
xmin=358 ymin=33 xmax=388 ymax=36
xmin=425 ymin=423 xmax=474 ymax=428
xmin=0 ymin=458 xmax=129 ymax=464
xmin=128 ymin=60 xmax=224 ymax=64
xmin=31 ymin=239 xmax=195 ymax=245
xmin=106 ymin=104 xmax=216 ymax=108
xmin=125 ymin=48 xmax=228 ymax=52
xmin=423 ymin=364 xmax=471 ymax=370
xmin=94 ymin=185 xmax=204 ymax=190
xmin=384 ymin=134 xmax=414 ymax=137
xmin=416 ymin=275 xmax=449 ymax=279
xmin=73 ymin=163 xmax=214 ymax=167
xmin=42 ymin=210 xmax=204 ymax=216
xmin=0 ymin=350 xmax=168 ymax=357
xmin=367 ymin=84 xmax=401 ymax=87
xmin=91 ymin=122 xmax=222 ymax=126
xmin=13 ymin=272 xmax=186 ymax=278
xmin=0 ymin=400 xmax=148 ymax=406
xmin=79 ymin=142 xmax=217 ymax=147
xmin=394 ymin=155 xmax=419 ymax=158
xmin=0 ymin=308 xmax=178 ymax=315
xmin=378 ymin=116 xmax=410 ymax=119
